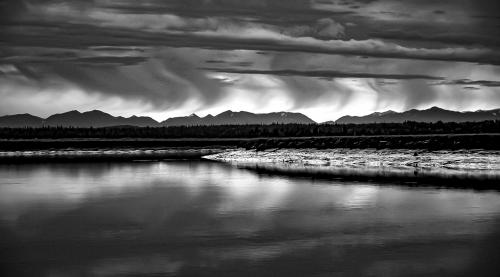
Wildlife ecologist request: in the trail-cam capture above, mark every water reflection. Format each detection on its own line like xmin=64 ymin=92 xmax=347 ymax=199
xmin=1 ymin=161 xmax=500 ymax=276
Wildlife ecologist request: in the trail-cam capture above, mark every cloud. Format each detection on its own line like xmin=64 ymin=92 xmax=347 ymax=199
xmin=463 ymin=86 xmax=480 ymax=90
xmin=2 ymin=0 xmax=500 ymax=66
xmin=0 ymin=0 xmax=499 ymax=121
xmin=1 ymin=49 xmax=229 ymax=113
xmin=435 ymin=79 xmax=500 ymax=87
xmin=285 ymin=18 xmax=346 ymax=39
xmin=4 ymin=20 xmax=500 ymax=66
xmin=369 ymin=30 xmax=500 ymax=48
xmin=201 ymin=68 xmax=444 ymax=80
xmin=195 ymin=33 xmax=500 ymax=64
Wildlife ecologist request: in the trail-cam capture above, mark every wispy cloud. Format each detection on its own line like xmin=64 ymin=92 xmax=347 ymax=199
xmin=202 ymin=68 xmax=444 ymax=80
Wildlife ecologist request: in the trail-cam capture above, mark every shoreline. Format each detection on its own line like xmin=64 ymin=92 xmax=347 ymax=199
xmin=1 ymin=147 xmax=499 ymax=190
xmin=0 ymin=148 xmax=226 ymax=163
xmin=204 ymin=148 xmax=500 ymax=190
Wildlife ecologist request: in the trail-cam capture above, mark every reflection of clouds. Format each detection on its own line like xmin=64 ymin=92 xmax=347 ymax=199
xmin=216 ymin=174 xmax=292 ymax=214
xmin=2 ymin=161 xmax=500 ymax=275
xmin=0 ymin=161 xmax=294 ymax=224
xmin=0 ymin=162 xmax=202 ymax=222
xmin=0 ymin=163 xmax=152 ymax=198
xmin=88 ymin=255 xmax=183 ymax=277
xmin=2 ymin=161 xmax=500 ymax=226
xmin=339 ymin=185 xmax=379 ymax=210
xmin=200 ymin=239 xmax=321 ymax=262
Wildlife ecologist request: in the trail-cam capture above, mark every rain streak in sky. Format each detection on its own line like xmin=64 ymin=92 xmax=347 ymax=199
xmin=1 ymin=0 xmax=500 ymax=122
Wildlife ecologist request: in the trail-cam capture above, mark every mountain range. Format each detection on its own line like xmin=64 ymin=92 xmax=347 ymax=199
xmin=163 ymin=111 xmax=315 ymax=126
xmin=0 ymin=110 xmax=315 ymax=127
xmin=334 ymin=107 xmax=500 ymax=124
xmin=0 ymin=107 xmax=499 ymax=127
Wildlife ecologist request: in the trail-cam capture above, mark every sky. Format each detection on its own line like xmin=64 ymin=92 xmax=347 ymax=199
xmin=1 ymin=0 xmax=499 ymax=122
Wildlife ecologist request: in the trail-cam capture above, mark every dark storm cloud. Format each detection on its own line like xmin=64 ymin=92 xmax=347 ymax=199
xmin=101 ymin=0 xmax=347 ymax=19
xmin=436 ymin=79 xmax=500 ymax=87
xmin=202 ymin=68 xmax=444 ymax=80
xmin=1 ymin=0 xmax=500 ymax=65
xmin=71 ymin=56 xmax=149 ymax=66
xmin=369 ymin=31 xmax=500 ymax=48
xmin=463 ymin=86 xmax=480 ymax=90
xmin=0 ymin=0 xmax=499 ymax=118
xmin=95 ymin=0 xmax=355 ymax=38
xmin=345 ymin=0 xmax=500 ymax=48
xmin=3 ymin=23 xmax=500 ymax=66
xmin=4 ymin=48 xmax=227 ymax=110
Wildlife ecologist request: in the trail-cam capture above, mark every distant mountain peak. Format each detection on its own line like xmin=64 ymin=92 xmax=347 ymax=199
xmin=336 ymin=107 xmax=500 ymax=124
xmin=3 ymin=107 xmax=498 ymax=128
xmin=370 ymin=110 xmax=396 ymax=116
xmin=427 ymin=106 xmax=446 ymax=111
xmin=85 ymin=109 xmax=108 ymax=114
xmin=16 ymin=109 xmax=161 ymax=127
xmin=162 ymin=110 xmax=315 ymax=126
xmin=381 ymin=110 xmax=396 ymax=115
xmin=0 ymin=113 xmax=44 ymax=127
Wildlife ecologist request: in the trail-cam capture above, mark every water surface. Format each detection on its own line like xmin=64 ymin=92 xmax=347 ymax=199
xmin=1 ymin=161 xmax=500 ymax=276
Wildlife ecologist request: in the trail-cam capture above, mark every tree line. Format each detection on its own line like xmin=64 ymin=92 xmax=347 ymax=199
xmin=0 ymin=121 xmax=498 ymax=139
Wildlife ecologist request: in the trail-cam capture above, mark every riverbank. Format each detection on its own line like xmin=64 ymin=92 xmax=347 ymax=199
xmin=205 ymin=149 xmax=500 ymax=190
xmin=0 ymin=148 xmax=225 ymax=163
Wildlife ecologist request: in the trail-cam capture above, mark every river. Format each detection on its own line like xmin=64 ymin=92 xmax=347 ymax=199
xmin=1 ymin=161 xmax=500 ymax=276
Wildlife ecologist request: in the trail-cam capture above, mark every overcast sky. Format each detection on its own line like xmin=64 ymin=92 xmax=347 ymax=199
xmin=1 ymin=0 xmax=499 ymax=121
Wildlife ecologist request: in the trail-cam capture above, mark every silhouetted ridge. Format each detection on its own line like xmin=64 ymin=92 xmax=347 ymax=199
xmin=0 ymin=110 xmax=315 ymax=127
xmin=0 ymin=114 xmax=44 ymax=127
xmin=161 ymin=111 xmax=315 ymax=126
xmin=2 ymin=107 xmax=499 ymax=127
xmin=335 ymin=107 xmax=500 ymax=124
xmin=43 ymin=110 xmax=159 ymax=127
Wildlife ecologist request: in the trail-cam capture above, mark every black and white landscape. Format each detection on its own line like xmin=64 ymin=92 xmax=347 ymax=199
xmin=1 ymin=1 xmax=500 ymax=276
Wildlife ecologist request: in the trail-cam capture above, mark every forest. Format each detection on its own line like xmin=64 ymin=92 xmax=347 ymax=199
xmin=0 ymin=120 xmax=498 ymax=139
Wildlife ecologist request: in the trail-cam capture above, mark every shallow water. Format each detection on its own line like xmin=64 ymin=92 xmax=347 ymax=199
xmin=1 ymin=161 xmax=500 ymax=276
